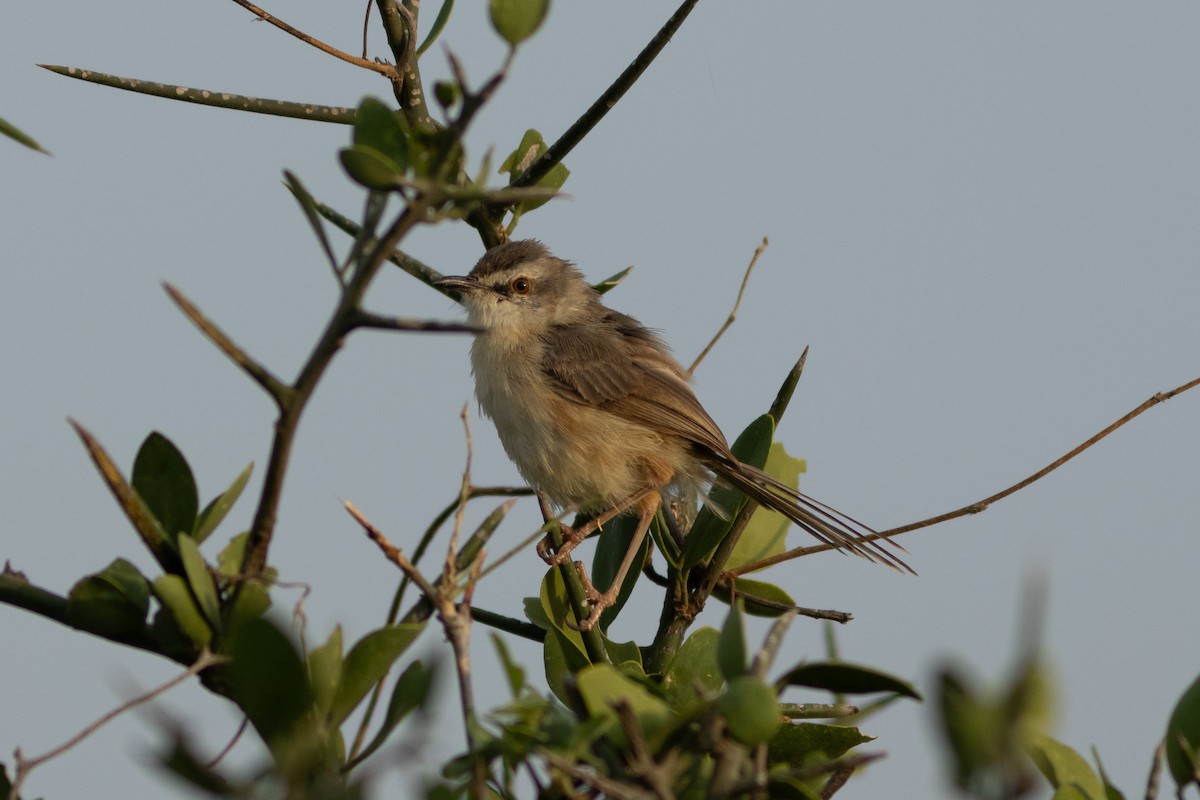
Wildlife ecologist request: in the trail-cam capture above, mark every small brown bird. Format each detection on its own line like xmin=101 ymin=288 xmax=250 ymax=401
xmin=438 ymin=241 xmax=907 ymax=629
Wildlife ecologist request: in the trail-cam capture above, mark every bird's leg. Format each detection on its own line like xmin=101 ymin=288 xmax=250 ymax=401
xmin=536 ymin=485 xmax=657 ymax=566
xmin=568 ymin=491 xmax=659 ymax=632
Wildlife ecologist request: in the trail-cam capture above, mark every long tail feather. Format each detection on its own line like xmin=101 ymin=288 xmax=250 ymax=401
xmin=710 ymin=458 xmax=914 ymax=574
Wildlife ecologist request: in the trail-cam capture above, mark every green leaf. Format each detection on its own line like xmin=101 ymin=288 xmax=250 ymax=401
xmin=66 ymin=558 xmax=151 ymax=637
xmin=1165 ymin=673 xmax=1200 ymax=792
xmin=717 ymin=598 xmax=747 ymax=681
xmin=768 ymin=722 xmax=873 ymax=767
xmin=592 ymin=512 xmax=650 ymax=630
xmin=132 ymin=432 xmax=199 ymax=541
xmin=576 ymin=663 xmax=671 ymax=746
xmin=193 ymin=461 xmax=252 ymax=544
xmin=1029 ymin=734 xmax=1106 ymax=800
xmin=352 ymin=97 xmax=409 ymax=167
xmin=728 ymin=443 xmax=805 ymax=570
xmin=308 ymin=626 xmax=344 ymax=718
xmin=0 ymin=114 xmax=50 ymax=154
xmin=713 ymin=577 xmax=797 ymax=618
xmin=593 ymin=265 xmax=632 ymax=296
xmin=229 ymin=617 xmax=312 ymax=747
xmin=416 ymin=0 xmax=455 ymax=56
xmin=328 ymin=624 xmax=424 ymax=726
xmin=176 ymin=534 xmax=221 ymax=630
xmin=350 ymin=659 xmax=435 ymax=766
xmin=543 ymin=626 xmax=588 ymax=707
xmin=224 ymin=579 xmax=270 ymax=642
xmin=661 ymin=627 xmax=723 ymax=709
xmin=1091 ymin=748 xmax=1127 ymax=800
xmin=539 ymin=566 xmax=589 ymax=661
xmin=718 ymin=676 xmax=782 ymax=745
xmin=682 ymin=415 xmax=775 ymax=571
xmin=340 ymin=145 xmax=404 ymax=190
xmin=152 ymin=574 xmax=212 ymax=648
xmin=492 ymin=632 xmax=526 ymax=696
xmin=488 ymin=0 xmax=550 ymax=46
xmin=780 ymin=661 xmax=921 ymax=700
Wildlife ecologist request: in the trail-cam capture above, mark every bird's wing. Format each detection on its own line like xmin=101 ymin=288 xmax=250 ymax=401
xmin=539 ymin=314 xmax=731 ymax=456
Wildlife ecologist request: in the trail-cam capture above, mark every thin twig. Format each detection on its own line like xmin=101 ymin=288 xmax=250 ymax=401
xmin=162 ymin=283 xmax=290 ymax=409
xmin=689 ymin=237 xmax=767 ymax=375
xmin=750 ymin=609 xmax=797 ymax=679
xmin=1144 ymin=739 xmax=1164 ymax=800
xmin=227 ymin=0 xmax=395 ymax=76
xmin=204 ymin=717 xmax=248 ymax=769
xmin=509 ymin=0 xmax=700 ymax=191
xmin=729 ymin=375 xmax=1200 ymax=575
xmin=346 ymin=310 xmax=481 ymax=334
xmin=347 ymin=501 xmax=438 ymax=597
xmin=10 ymin=650 xmax=225 ymax=800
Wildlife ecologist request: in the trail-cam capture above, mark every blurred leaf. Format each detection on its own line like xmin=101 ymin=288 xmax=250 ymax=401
xmin=1166 ymin=673 xmax=1200 ymax=792
xmin=177 ymin=534 xmax=221 ymax=630
xmin=682 ymin=414 xmax=775 ymax=571
xmin=224 ymin=578 xmax=270 ymax=642
xmin=132 ymin=431 xmax=199 ymax=541
xmin=351 ymin=659 xmax=435 ymax=766
xmin=728 ymin=443 xmax=805 ymax=570
xmin=661 ymin=627 xmax=722 ymax=709
xmin=719 ymin=676 xmax=782 ymax=746
xmin=1 ymin=115 xmax=50 ymax=154
xmin=489 ymin=0 xmax=549 ymax=46
xmin=713 ymin=577 xmax=796 ymax=618
xmin=492 ymin=632 xmax=526 ymax=696
xmin=417 ymin=0 xmax=455 ymax=56
xmin=216 ymin=531 xmax=250 ymax=578
xmin=309 ymin=625 xmax=344 ymax=718
xmin=576 ymin=663 xmax=670 ymax=746
xmin=768 ymin=722 xmax=873 ymax=767
xmin=340 ymin=145 xmax=403 ymax=190
xmin=66 ymin=558 xmax=151 ymax=637
xmin=780 ymin=662 xmax=921 ymax=700
xmin=1029 ymin=735 xmax=1106 ymax=800
xmin=1090 ymin=748 xmax=1127 ymax=800
xmin=193 ymin=461 xmax=252 ymax=544
xmin=717 ymin=598 xmax=747 ymax=681
xmin=152 ymin=574 xmax=212 ymax=648
xmin=352 ymin=97 xmax=409 ymax=168
xmin=159 ymin=735 xmax=236 ymax=796
xmin=523 ymin=596 xmax=551 ymax=630
xmin=229 ymin=617 xmax=312 ymax=747
xmin=592 ymin=265 xmax=632 ymax=296
xmin=593 ymin=512 xmax=650 ymax=630
xmin=329 ymin=624 xmax=424 ymax=726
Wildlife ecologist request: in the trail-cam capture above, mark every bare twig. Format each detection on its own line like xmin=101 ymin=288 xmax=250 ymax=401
xmin=729 ymin=375 xmax=1200 ymax=575
xmin=9 ymin=649 xmax=225 ymax=800
xmin=750 ymin=609 xmax=797 ymax=679
xmin=346 ymin=310 xmax=481 ymax=334
xmin=204 ymin=717 xmax=248 ymax=769
xmin=689 ymin=237 xmax=767 ymax=374
xmin=509 ymin=0 xmax=700 ymax=192
xmin=163 ymin=284 xmax=290 ymax=409
xmin=227 ymin=0 xmax=395 ymax=76
xmin=1144 ymin=739 xmax=1164 ymax=800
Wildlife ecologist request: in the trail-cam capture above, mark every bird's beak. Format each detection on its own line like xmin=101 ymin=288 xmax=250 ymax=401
xmin=434 ymin=275 xmax=486 ymax=304
xmin=434 ymin=275 xmax=481 ymax=292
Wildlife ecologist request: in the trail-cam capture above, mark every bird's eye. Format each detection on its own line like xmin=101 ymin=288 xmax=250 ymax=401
xmin=510 ymin=276 xmax=532 ymax=295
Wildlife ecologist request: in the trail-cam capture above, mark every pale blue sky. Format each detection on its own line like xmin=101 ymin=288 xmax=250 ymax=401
xmin=3 ymin=3 xmax=1199 ymax=798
